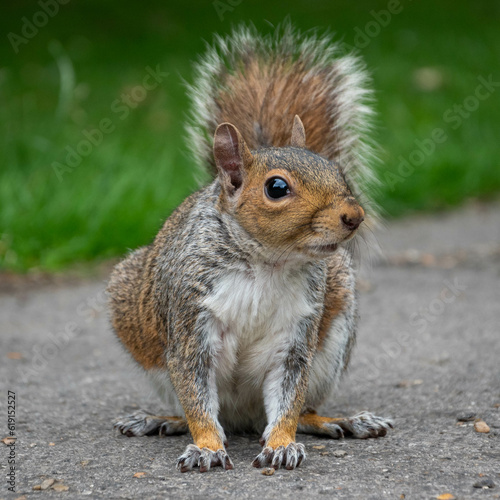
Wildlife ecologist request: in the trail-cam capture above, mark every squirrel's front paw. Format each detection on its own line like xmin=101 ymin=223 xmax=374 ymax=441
xmin=252 ymin=442 xmax=306 ymax=470
xmin=176 ymin=444 xmax=234 ymax=473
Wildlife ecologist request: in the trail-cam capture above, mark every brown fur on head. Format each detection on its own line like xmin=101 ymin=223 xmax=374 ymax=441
xmin=213 ymin=117 xmax=364 ymax=260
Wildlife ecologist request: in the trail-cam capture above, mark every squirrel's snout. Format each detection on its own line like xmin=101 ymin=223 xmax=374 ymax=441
xmin=312 ymin=201 xmax=365 ymax=238
xmin=341 ymin=212 xmax=364 ymax=231
xmin=340 ymin=205 xmax=365 ymax=231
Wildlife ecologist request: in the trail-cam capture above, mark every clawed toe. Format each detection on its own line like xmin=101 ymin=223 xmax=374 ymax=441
xmin=324 ymin=422 xmax=344 ymax=439
xmin=177 ymin=444 xmax=233 ymax=473
xmin=114 ymin=410 xmax=188 ymax=437
xmin=346 ymin=412 xmax=394 ymax=439
xmin=252 ymin=442 xmax=306 ymax=470
xmin=114 ymin=410 xmax=157 ymax=437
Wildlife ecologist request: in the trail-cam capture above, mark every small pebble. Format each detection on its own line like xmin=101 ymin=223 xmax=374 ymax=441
xmin=456 ymin=412 xmax=476 ymax=422
xmin=261 ymin=467 xmax=275 ymax=476
xmin=39 ymin=478 xmax=55 ymax=490
xmin=474 ymin=420 xmax=490 ymax=433
xmin=312 ymin=445 xmax=326 ymax=450
xmin=473 ymin=478 xmax=495 ymax=489
xmin=332 ymin=450 xmax=348 ymax=458
xmin=52 ymin=483 xmax=69 ymax=492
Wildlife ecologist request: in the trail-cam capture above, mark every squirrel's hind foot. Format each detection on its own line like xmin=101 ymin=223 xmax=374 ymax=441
xmin=114 ymin=409 xmax=188 ymax=437
xmin=298 ymin=411 xmax=394 ymax=439
xmin=177 ymin=445 xmax=234 ymax=473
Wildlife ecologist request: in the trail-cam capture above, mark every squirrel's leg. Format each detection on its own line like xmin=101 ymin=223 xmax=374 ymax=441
xmin=297 ymin=257 xmax=393 ymax=440
xmin=252 ymin=333 xmax=315 ymax=470
xmin=114 ymin=410 xmax=188 ymax=437
xmin=168 ymin=349 xmax=233 ymax=473
xmin=298 ymin=410 xmax=393 ymax=439
xmin=176 ymin=407 xmax=232 ymax=473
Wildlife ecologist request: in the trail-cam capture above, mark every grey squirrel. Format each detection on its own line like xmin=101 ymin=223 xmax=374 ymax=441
xmin=108 ymin=23 xmax=393 ymax=473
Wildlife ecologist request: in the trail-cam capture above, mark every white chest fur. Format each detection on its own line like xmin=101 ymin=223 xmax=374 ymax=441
xmin=202 ymin=262 xmax=316 ymax=400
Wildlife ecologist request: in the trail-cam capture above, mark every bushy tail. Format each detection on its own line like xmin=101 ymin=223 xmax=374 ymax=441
xmin=185 ymin=23 xmax=379 ymax=217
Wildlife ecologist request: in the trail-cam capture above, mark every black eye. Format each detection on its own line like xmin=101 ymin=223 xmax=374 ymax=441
xmin=265 ymin=177 xmax=291 ymax=200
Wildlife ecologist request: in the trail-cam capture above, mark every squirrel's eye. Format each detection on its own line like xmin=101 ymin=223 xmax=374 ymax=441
xmin=265 ymin=177 xmax=291 ymax=200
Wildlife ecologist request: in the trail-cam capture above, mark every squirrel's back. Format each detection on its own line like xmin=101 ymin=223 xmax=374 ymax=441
xmin=186 ymin=23 xmax=379 ymax=220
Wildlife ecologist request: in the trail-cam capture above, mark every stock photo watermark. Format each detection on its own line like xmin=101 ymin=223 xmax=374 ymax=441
xmin=214 ymin=0 xmax=409 ymax=43
xmin=384 ymin=74 xmax=500 ymax=191
xmin=5 ymin=391 xmax=16 ymax=493
xmin=338 ymin=0 xmax=409 ymax=53
xmin=52 ymin=65 xmax=168 ymax=182
xmin=213 ymin=0 xmax=243 ymax=21
xmin=7 ymin=0 xmax=70 ymax=54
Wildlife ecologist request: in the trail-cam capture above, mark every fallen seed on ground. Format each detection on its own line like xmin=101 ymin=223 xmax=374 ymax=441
xmin=40 ymin=478 xmax=55 ymax=490
xmin=261 ymin=467 xmax=275 ymax=476
xmin=52 ymin=483 xmax=69 ymax=492
xmin=474 ymin=420 xmax=490 ymax=433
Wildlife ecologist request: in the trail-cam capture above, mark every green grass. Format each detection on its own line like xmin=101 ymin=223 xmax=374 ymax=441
xmin=1 ymin=0 xmax=499 ymax=271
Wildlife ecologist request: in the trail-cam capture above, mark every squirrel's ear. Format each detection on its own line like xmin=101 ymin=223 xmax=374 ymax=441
xmin=213 ymin=123 xmax=253 ymax=194
xmin=290 ymin=115 xmax=306 ymax=148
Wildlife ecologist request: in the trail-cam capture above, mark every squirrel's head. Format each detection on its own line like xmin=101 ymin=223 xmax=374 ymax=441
xmin=213 ymin=116 xmax=365 ymax=261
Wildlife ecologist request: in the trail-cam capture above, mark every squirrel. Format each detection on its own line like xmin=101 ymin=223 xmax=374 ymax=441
xmin=108 ymin=23 xmax=393 ymax=473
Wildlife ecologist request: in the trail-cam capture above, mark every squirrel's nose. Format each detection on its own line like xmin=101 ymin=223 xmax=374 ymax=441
xmin=341 ymin=209 xmax=364 ymax=231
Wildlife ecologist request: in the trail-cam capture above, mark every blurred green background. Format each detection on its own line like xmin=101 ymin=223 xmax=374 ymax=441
xmin=1 ymin=0 xmax=499 ymax=272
